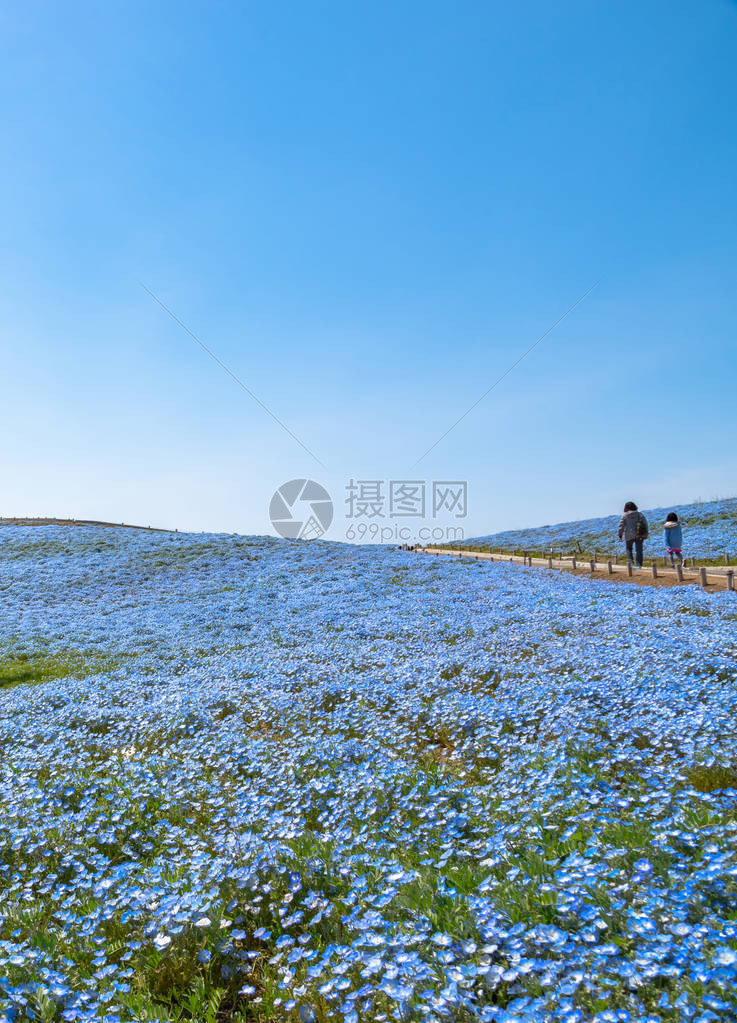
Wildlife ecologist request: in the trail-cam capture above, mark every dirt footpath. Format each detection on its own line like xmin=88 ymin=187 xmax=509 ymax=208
xmin=420 ymin=548 xmax=736 ymax=594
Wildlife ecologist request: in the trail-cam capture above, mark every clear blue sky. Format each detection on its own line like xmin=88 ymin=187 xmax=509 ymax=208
xmin=2 ymin=1 xmax=736 ymax=539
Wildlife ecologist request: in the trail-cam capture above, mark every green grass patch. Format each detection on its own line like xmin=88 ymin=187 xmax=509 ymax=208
xmin=0 ymin=644 xmax=128 ymax=690
xmin=687 ymin=762 xmax=737 ymax=793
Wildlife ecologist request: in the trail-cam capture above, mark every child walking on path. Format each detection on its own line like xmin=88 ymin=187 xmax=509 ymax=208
xmin=664 ymin=512 xmax=684 ymax=566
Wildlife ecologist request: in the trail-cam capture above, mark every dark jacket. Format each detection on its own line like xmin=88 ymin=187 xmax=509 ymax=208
xmin=618 ymin=510 xmax=649 ymax=542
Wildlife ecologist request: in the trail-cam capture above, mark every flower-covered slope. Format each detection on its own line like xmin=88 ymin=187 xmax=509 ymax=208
xmin=465 ymin=497 xmax=737 ymax=561
xmin=1 ymin=526 xmax=737 ymax=1023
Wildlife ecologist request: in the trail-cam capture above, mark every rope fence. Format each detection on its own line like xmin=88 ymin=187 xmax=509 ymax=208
xmin=413 ymin=545 xmax=736 ymax=592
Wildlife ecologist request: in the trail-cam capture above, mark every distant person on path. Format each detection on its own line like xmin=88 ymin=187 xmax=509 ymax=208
xmin=618 ymin=501 xmax=649 ymax=568
xmin=663 ymin=512 xmax=683 ymax=567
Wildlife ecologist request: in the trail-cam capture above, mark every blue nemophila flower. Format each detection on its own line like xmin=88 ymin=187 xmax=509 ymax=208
xmin=1 ymin=525 xmax=737 ymax=1020
xmin=466 ymin=496 xmax=737 ymax=560
xmin=714 ymin=948 xmax=737 ymax=967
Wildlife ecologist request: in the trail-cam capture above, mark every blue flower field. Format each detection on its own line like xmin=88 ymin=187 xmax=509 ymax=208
xmin=464 ymin=498 xmax=737 ymax=562
xmin=1 ymin=526 xmax=737 ymax=1023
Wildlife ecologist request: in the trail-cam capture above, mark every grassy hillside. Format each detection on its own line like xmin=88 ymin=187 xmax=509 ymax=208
xmin=463 ymin=497 xmax=737 ymax=562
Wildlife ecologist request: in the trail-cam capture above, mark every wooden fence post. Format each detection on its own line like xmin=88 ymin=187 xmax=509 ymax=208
xmin=589 ymin=559 xmax=595 ymax=573
xmin=699 ymin=567 xmax=707 ymax=588
xmin=572 ymin=555 xmax=577 ymax=570
xmin=651 ymin=562 xmax=658 ymax=580
xmin=676 ymin=564 xmax=683 ymax=582
xmin=607 ymin=560 xmax=613 ymax=575
xmin=627 ymin=561 xmax=633 ymax=578
xmin=727 ymin=570 xmax=734 ymax=592
xmin=547 ymin=557 xmax=553 ymax=569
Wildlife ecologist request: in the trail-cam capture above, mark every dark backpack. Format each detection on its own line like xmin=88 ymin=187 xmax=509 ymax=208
xmin=636 ymin=512 xmax=649 ymax=540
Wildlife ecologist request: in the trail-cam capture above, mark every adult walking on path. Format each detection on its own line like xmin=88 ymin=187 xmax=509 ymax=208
xmin=618 ymin=501 xmax=649 ymax=568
